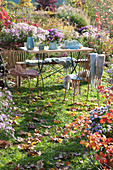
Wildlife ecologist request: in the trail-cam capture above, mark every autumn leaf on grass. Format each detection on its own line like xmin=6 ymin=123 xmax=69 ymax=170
xmin=44 ymin=103 xmax=52 ymax=107
xmin=13 ymin=120 xmax=20 ymax=126
xmin=7 ymin=162 xmax=14 ymax=165
xmin=55 ymin=127 xmax=62 ymax=133
xmin=43 ymin=129 xmax=50 ymax=136
xmin=0 ymin=140 xmax=12 ymax=149
xmin=17 ymin=143 xmax=37 ymax=150
xmin=14 ymin=161 xmax=44 ymax=169
xmin=33 ymin=117 xmax=46 ymax=124
xmin=18 ymin=130 xmax=31 ymax=137
xmin=41 ymin=125 xmax=52 ymax=128
xmin=16 ymin=137 xmax=24 ymax=143
xmin=50 ymin=136 xmax=63 ymax=143
xmin=54 ymin=120 xmax=63 ymax=123
xmin=28 ymin=150 xmax=42 ymax=156
xmin=63 ymin=130 xmax=69 ymax=136
xmin=27 ymin=123 xmax=36 ymax=129
xmin=54 ymin=152 xmax=70 ymax=160
xmin=55 ymin=160 xmax=70 ymax=169
xmin=80 ymin=140 xmax=86 ymax=145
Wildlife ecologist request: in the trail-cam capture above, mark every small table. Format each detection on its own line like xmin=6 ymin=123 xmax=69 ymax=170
xmin=20 ymin=46 xmax=93 ymax=72
xmin=19 ymin=46 xmax=94 ymax=93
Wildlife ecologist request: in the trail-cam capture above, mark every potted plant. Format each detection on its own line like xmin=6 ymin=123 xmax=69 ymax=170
xmin=45 ymin=28 xmax=64 ymax=50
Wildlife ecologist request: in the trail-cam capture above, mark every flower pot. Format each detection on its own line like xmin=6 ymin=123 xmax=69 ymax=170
xmin=49 ymin=41 xmax=58 ymax=50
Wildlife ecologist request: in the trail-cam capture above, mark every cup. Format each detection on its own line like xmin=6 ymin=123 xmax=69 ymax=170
xmin=64 ymin=40 xmax=69 ymax=46
xmin=38 ymin=44 xmax=44 ymax=51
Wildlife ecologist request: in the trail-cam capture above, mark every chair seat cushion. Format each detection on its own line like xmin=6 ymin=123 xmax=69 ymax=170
xmin=9 ymin=68 xmax=39 ymax=77
xmin=18 ymin=69 xmax=39 ymax=77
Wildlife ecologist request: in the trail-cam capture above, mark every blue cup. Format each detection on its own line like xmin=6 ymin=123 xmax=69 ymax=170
xmin=38 ymin=44 xmax=44 ymax=51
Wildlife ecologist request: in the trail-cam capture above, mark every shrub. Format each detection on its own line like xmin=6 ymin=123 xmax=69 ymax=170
xmin=78 ymin=25 xmax=113 ymax=56
xmin=70 ymin=13 xmax=88 ymax=28
xmin=6 ymin=1 xmax=18 ymax=10
xmin=35 ymin=0 xmax=57 ymax=11
xmin=56 ymin=4 xmax=90 ymax=28
xmin=0 ymin=9 xmax=12 ymax=30
xmin=40 ymin=16 xmax=79 ymax=41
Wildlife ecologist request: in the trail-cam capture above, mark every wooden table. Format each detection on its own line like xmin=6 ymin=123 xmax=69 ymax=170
xmin=20 ymin=46 xmax=93 ymax=72
xmin=20 ymin=46 xmax=93 ymax=54
xmin=19 ymin=46 xmax=94 ymax=93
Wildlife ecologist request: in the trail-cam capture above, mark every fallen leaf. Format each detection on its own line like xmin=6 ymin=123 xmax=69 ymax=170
xmin=28 ymin=150 xmax=42 ymax=156
xmin=0 ymin=140 xmax=12 ymax=149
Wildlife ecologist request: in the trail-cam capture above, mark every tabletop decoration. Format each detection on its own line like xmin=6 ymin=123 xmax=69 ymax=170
xmin=63 ymin=40 xmax=83 ymax=49
xmin=45 ymin=28 xmax=64 ymax=50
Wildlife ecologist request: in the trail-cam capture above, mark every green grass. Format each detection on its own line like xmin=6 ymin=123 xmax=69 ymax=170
xmin=0 ymin=65 xmax=112 ymax=170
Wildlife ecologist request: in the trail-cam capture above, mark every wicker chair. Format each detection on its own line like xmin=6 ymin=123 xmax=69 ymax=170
xmin=0 ymin=49 xmax=39 ymax=103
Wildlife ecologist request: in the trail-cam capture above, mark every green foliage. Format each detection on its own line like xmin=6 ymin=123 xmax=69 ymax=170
xmin=56 ymin=5 xmax=89 ymax=29
xmin=70 ymin=13 xmax=88 ymax=28
xmin=0 ymin=62 xmax=111 ymax=169
xmin=6 ymin=1 xmax=18 ymax=10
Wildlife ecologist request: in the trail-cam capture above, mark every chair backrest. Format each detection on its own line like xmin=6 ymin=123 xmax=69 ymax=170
xmin=77 ymin=53 xmax=90 ymax=72
xmin=0 ymin=49 xmax=26 ymax=71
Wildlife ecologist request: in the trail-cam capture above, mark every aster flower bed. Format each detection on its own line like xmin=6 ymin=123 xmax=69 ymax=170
xmin=0 ymin=88 xmax=16 ymax=139
xmin=0 ymin=22 xmax=48 ymax=49
xmin=1 ymin=22 xmax=40 ymax=43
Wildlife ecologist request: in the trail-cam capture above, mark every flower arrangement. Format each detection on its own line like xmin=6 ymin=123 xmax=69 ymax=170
xmin=45 ymin=28 xmax=64 ymax=45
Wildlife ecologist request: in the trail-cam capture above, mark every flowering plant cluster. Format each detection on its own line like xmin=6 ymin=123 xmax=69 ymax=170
xmin=63 ymin=76 xmax=113 ymax=169
xmin=0 ymin=9 xmax=12 ymax=30
xmin=64 ymin=105 xmax=113 ymax=169
xmin=0 ymin=88 xmax=15 ymax=139
xmin=1 ymin=22 xmax=48 ymax=43
xmin=46 ymin=28 xmax=64 ymax=45
xmin=78 ymin=25 xmax=113 ymax=55
xmin=106 ymin=60 xmax=113 ymax=85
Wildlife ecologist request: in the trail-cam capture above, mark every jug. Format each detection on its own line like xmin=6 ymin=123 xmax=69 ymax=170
xmin=27 ymin=37 xmax=35 ymax=50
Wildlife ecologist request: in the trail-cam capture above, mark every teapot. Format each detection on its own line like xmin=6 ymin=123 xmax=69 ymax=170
xmin=27 ymin=37 xmax=35 ymax=50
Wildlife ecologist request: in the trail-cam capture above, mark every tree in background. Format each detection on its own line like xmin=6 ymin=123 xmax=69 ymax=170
xmin=35 ymin=0 xmax=57 ymax=11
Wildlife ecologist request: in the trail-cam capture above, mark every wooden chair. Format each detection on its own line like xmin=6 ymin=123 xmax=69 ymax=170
xmin=63 ymin=54 xmax=92 ymax=103
xmin=0 ymin=49 xmax=39 ymax=103
xmin=64 ymin=53 xmax=105 ymax=105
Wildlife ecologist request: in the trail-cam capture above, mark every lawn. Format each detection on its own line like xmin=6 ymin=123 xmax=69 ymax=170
xmin=0 ymin=1 xmax=113 ymax=168
xmin=0 ymin=62 xmax=112 ymax=170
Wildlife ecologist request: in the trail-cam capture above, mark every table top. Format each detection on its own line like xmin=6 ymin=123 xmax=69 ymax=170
xmin=19 ymin=46 xmax=94 ymax=54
